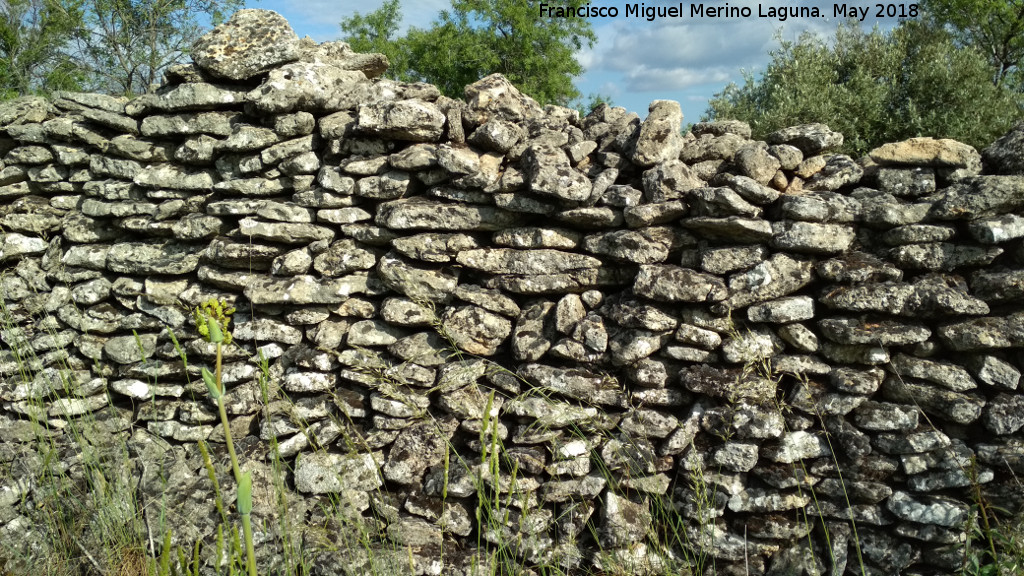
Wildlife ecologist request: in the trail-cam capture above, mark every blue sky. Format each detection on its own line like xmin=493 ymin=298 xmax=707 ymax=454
xmin=249 ymin=0 xmax=904 ymax=122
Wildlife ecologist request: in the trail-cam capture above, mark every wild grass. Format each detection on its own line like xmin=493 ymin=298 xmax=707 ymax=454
xmin=1 ymin=283 xmax=1023 ymax=576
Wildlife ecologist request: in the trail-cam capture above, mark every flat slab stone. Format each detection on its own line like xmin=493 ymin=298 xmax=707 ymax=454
xmin=456 ymin=248 xmax=600 ymax=275
xmin=869 ymin=137 xmax=981 ymax=169
xmin=376 ymin=198 xmax=520 ymax=231
xmin=634 ymin=264 xmax=727 ymax=303
xmin=887 ymin=491 xmax=969 ymax=528
xmin=818 ymin=317 xmax=931 ymax=346
xmin=930 ymin=175 xmax=1024 ymax=219
xmin=106 ymin=242 xmax=201 ymax=274
xmin=244 ymin=274 xmax=372 ymax=305
xmin=726 ymin=254 xmax=814 ymax=309
xmin=939 ymin=312 xmax=1024 ymax=351
xmin=820 ymin=275 xmax=989 ymax=317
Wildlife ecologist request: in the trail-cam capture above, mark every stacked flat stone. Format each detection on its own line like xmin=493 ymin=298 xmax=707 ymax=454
xmin=1 ymin=8 xmax=1024 ymax=575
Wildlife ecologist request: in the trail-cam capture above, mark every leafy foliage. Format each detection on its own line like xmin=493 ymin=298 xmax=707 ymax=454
xmin=75 ymin=0 xmax=241 ymax=95
xmin=704 ymin=20 xmax=1023 ymax=156
xmin=922 ymin=0 xmax=1024 ymax=88
xmin=1 ymin=0 xmax=240 ymax=98
xmin=0 ymin=0 xmax=85 ymax=97
xmin=340 ymin=0 xmax=596 ymax=106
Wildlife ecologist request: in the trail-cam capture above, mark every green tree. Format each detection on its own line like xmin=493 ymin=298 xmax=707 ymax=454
xmin=922 ymin=0 xmax=1024 ymax=87
xmin=340 ymin=0 xmax=415 ymax=83
xmin=705 ymin=20 xmax=1022 ymax=155
xmin=76 ymin=0 xmax=242 ymax=95
xmin=340 ymin=0 xmax=596 ymax=106
xmin=0 ymin=0 xmax=85 ymax=98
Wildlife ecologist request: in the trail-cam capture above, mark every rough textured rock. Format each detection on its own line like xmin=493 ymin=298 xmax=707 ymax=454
xmin=191 ymin=10 xmax=301 ymax=80
xmin=3 ymin=21 xmax=1024 ymax=576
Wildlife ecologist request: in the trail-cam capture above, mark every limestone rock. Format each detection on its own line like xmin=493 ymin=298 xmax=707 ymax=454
xmin=247 ymin=63 xmax=368 ymax=114
xmin=522 ymin=144 xmax=592 ymax=202
xmin=930 ymin=175 xmax=1024 ymax=219
xmin=869 ymin=137 xmax=981 ymax=170
xmin=629 ymin=100 xmax=683 ymax=167
xmin=357 ymin=100 xmax=446 ymax=142
xmin=634 ymin=264 xmax=726 ymax=303
xmin=441 ymin=305 xmax=512 ymax=356
xmin=766 ymin=123 xmax=843 ymax=154
xmin=295 ymin=452 xmax=381 ymax=494
xmin=463 ymin=73 xmax=543 ymax=125
xmin=191 ymin=9 xmax=300 ymax=80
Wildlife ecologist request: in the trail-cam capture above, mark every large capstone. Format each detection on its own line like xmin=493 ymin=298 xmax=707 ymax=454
xmin=191 ymin=10 xmax=301 ymax=80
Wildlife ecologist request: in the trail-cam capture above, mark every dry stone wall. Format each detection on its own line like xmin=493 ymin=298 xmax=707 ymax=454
xmin=2 ymin=8 xmax=1024 ymax=576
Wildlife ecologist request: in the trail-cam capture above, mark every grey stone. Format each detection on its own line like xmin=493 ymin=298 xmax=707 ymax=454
xmin=721 ymin=327 xmax=783 ymax=364
xmin=377 ymin=252 xmax=458 ymax=303
xmin=680 ymin=132 xmax=746 ymax=163
xmin=747 ymin=296 xmax=814 ymax=323
xmin=468 ymin=118 xmax=526 ymax=153
xmin=191 ymin=10 xmax=300 ymax=80
xmin=609 ymin=328 xmax=671 ymax=366
xmin=464 ymin=73 xmax=543 ymax=124
xmin=882 ymin=377 xmax=984 ymax=425
xmin=107 ymin=242 xmax=200 ymax=274
xmin=968 ymin=355 xmax=1020 ymax=390
xmin=388 ymin=332 xmax=451 ymax=366
xmin=689 ymin=186 xmax=761 ymax=217
xmin=762 ymin=431 xmax=830 ymax=463
xmin=104 ymin=334 xmax=157 ymax=364
xmin=457 ymin=248 xmax=599 ymax=275
xmin=700 ymin=245 xmax=768 ymax=275
xmin=238 ymin=218 xmax=334 ymax=244
xmin=512 ymin=301 xmax=554 ymax=361
xmin=642 ymin=159 xmax=702 ymax=202
xmin=140 ymin=112 xmax=235 ymax=137
xmin=519 ymin=364 xmax=625 ymax=406
xmin=441 ymin=305 xmax=511 ymax=356
xmin=938 ymin=312 xmax=1024 ymax=351
xmin=818 ymin=317 xmax=930 ymax=346
xmin=522 ymin=144 xmax=592 ymax=202
xmin=377 ymin=198 xmax=520 ymax=231
xmin=582 ymin=228 xmax=679 ymax=264
xmin=871 ymin=166 xmax=936 ymax=197
xmin=244 ymin=274 xmax=372 ymax=305
xmin=771 ymin=221 xmax=856 ymax=254
xmin=634 ymin=264 xmax=727 ymax=303
xmin=725 ymin=253 xmax=814 ymax=308
xmin=601 ymin=493 xmax=651 ymax=548
xmin=886 ymin=491 xmax=969 ymax=528
xmin=357 ymin=100 xmax=446 ymax=142
xmin=247 ymin=63 xmax=368 ymax=114
xmin=682 ymin=216 xmax=773 ymax=243
xmin=766 ymin=123 xmax=843 ymax=154
xmin=971 ymin=268 xmax=1024 ymax=303
xmin=930 ymin=175 xmax=1024 ymax=219
xmin=890 ymin=353 xmax=977 ymax=392
xmin=804 ymin=154 xmax=863 ymax=190
xmin=492 ymin=227 xmax=580 ymax=249
xmin=983 ymin=394 xmax=1024 ymax=435
xmin=820 ymin=275 xmax=989 ymax=317
xmin=505 ymin=397 xmax=598 ymax=429
xmin=623 ymin=201 xmax=688 ymax=228
xmin=629 ymin=100 xmax=683 ymax=167
xmin=713 ymin=442 xmax=760 ymax=472
xmin=881 ymin=224 xmax=956 ymax=245
xmin=968 ymin=213 xmax=1024 ymax=243
xmin=829 ymin=366 xmax=884 ymax=395
xmin=885 ymin=242 xmax=1002 ymax=271
xmin=295 ymin=452 xmax=381 ymax=494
